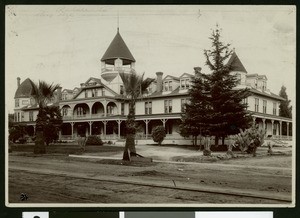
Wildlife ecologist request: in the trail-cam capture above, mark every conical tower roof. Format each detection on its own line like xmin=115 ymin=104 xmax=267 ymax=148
xmin=101 ymin=30 xmax=135 ymax=65
xmin=14 ymin=78 xmax=34 ymax=98
xmin=227 ymin=52 xmax=247 ymax=73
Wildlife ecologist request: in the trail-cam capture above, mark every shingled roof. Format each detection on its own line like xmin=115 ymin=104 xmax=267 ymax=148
xmin=101 ymin=30 xmax=135 ymax=65
xmin=227 ymin=52 xmax=247 ymax=73
xmin=14 ymin=78 xmax=34 ymax=98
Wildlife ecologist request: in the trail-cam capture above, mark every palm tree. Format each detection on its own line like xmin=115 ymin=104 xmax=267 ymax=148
xmin=119 ymin=71 xmax=154 ymax=161
xmin=30 ymin=80 xmax=60 ymax=154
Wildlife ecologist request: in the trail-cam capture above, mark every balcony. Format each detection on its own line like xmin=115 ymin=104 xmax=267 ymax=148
xmin=101 ymin=66 xmax=133 ymax=74
xmin=62 ymin=113 xmax=120 ymax=120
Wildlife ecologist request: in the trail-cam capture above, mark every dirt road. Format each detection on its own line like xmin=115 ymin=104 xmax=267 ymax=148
xmin=8 ymin=153 xmax=292 ymax=205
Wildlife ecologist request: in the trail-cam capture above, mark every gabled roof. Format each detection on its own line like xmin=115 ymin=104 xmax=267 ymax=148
xmin=227 ymin=52 xmax=247 ymax=73
xmin=249 ymin=88 xmax=285 ymax=101
xmin=179 ymin=73 xmax=194 ymax=78
xmin=85 ymin=77 xmax=102 ymax=85
xmin=14 ymin=78 xmax=34 ymax=98
xmin=163 ymin=75 xmax=180 ymax=81
xmin=62 ymin=89 xmax=73 ymax=93
xmin=101 ymin=30 xmax=135 ymax=65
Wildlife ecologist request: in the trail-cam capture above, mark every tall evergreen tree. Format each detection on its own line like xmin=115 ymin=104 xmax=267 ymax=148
xmin=204 ymin=26 xmax=251 ymax=145
xmin=179 ymin=67 xmax=212 ymax=146
xmin=279 ymin=85 xmax=292 ymax=118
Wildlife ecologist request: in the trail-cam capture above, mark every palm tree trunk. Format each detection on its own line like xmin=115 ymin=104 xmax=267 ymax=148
xmin=34 ymin=108 xmax=46 ymax=154
xmin=123 ymin=100 xmax=137 ymax=161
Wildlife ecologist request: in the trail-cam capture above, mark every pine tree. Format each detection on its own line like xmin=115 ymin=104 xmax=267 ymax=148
xmin=279 ymin=85 xmax=292 ymax=136
xmin=179 ymin=67 xmax=213 ymax=146
xmin=204 ymin=25 xmax=251 ymax=145
xmin=279 ymin=85 xmax=292 ymax=118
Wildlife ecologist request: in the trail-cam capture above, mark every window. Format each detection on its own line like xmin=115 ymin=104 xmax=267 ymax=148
xmin=121 ymin=103 xmax=125 ymax=115
xmin=163 ymin=81 xmax=173 ymax=91
xmin=181 ymin=99 xmax=187 ymax=112
xmin=77 ymin=107 xmax=85 ymax=116
xmin=102 ymin=88 xmax=105 ymax=96
xmin=120 ymin=85 xmax=124 ymax=95
xmin=242 ymin=98 xmax=248 ymax=108
xmin=164 ymin=100 xmax=172 ymax=113
xmin=180 ymin=79 xmax=190 ymax=89
xmin=85 ymin=90 xmax=88 ymax=98
xmin=169 ymin=81 xmax=173 ymax=91
xmin=107 ymin=105 xmax=114 ymax=115
xmin=21 ymin=112 xmax=24 ymax=121
xmin=145 ymin=101 xmax=152 ymax=114
xmin=263 ymin=100 xmax=267 ymax=113
xmin=273 ymin=102 xmax=277 ymax=115
xmin=255 ymin=98 xmax=259 ymax=112
xmin=164 ymin=81 xmax=168 ymax=91
xmin=236 ymin=73 xmax=241 ymax=85
xmin=22 ymin=100 xmax=29 ymax=105
xmin=15 ymin=99 xmax=19 ymax=107
xmin=29 ymin=111 xmax=34 ymax=121
xmin=91 ymin=89 xmax=95 ymax=97
xmin=95 ymin=89 xmax=98 ymax=97
xmin=62 ymin=93 xmax=67 ymax=100
xmin=62 ymin=108 xmax=68 ymax=116
xmin=17 ymin=112 xmax=20 ymax=122
xmin=262 ymin=80 xmax=267 ymax=91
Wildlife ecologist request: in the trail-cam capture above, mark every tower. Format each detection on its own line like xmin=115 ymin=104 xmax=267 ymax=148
xmin=100 ymin=29 xmax=136 ymax=82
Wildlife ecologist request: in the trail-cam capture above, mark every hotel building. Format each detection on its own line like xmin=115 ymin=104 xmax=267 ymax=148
xmin=13 ymin=30 xmax=293 ymax=144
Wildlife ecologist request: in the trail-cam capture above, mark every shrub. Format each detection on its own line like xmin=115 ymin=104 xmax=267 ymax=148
xmin=233 ymin=124 xmax=266 ymax=157
xmin=151 ymin=126 xmax=166 ymax=146
xmin=85 ymin=135 xmax=103 ymax=146
xmin=18 ymin=138 xmax=27 ymax=144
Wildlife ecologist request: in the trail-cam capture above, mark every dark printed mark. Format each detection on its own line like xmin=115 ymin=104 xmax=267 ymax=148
xmin=20 ymin=193 xmax=28 ymax=201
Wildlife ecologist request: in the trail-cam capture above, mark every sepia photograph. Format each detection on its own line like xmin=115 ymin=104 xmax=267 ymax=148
xmin=5 ymin=5 xmax=295 ymax=207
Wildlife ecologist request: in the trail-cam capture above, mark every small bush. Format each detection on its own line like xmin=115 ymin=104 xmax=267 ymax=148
xmin=18 ymin=138 xmax=27 ymax=144
xmin=152 ymin=126 xmax=166 ymax=146
xmin=85 ymin=135 xmax=103 ymax=146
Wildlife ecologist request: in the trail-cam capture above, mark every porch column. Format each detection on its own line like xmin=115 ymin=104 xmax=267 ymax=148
xmin=33 ymin=125 xmax=36 ymax=135
xmin=262 ymin=118 xmax=266 ymax=130
xmin=161 ymin=118 xmax=168 ymax=128
xmin=143 ymin=119 xmax=149 ymax=139
xmin=271 ymin=120 xmax=274 ymax=136
xmin=103 ymin=100 xmax=107 ymax=117
xmin=89 ymin=121 xmax=93 ymax=135
xmin=102 ymin=121 xmax=107 ymax=139
xmin=117 ymin=120 xmax=122 ymax=139
xmin=287 ymin=122 xmax=290 ymax=137
xmin=252 ymin=117 xmax=256 ymax=126
xmin=279 ymin=121 xmax=282 ymax=139
xmin=71 ymin=122 xmax=74 ymax=139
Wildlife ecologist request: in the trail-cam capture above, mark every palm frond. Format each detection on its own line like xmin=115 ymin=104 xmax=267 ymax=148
xmin=30 ymin=80 xmax=60 ymax=108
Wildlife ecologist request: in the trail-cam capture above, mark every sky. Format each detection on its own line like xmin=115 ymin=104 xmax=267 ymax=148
xmin=6 ymin=5 xmax=296 ymax=113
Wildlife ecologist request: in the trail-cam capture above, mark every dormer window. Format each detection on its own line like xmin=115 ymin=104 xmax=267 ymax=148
xmin=120 ymin=85 xmax=124 ymax=95
xmin=262 ymin=80 xmax=267 ymax=91
xmin=164 ymin=81 xmax=173 ymax=91
xmin=180 ymin=79 xmax=190 ymax=89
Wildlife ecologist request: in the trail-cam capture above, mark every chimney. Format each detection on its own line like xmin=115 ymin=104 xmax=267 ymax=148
xmin=17 ymin=77 xmax=21 ymax=87
xmin=156 ymin=72 xmax=163 ymax=92
xmin=194 ymin=67 xmax=202 ymax=78
xmin=56 ymin=86 xmax=62 ymax=102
